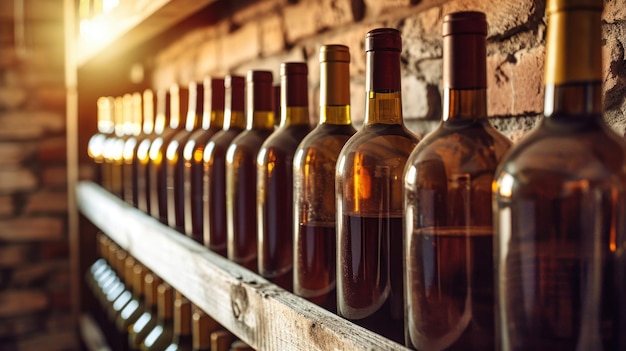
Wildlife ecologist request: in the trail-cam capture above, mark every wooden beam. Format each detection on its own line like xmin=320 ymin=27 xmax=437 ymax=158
xmin=76 ymin=181 xmax=409 ymax=351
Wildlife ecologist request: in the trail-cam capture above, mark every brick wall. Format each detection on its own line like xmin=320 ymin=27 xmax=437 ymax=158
xmin=151 ymin=0 xmax=626 ymax=142
xmin=0 ymin=0 xmax=77 ymax=349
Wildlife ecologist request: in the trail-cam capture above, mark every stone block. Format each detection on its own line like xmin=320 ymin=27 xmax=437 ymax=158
xmin=220 ymin=22 xmax=261 ymax=71
xmin=0 ymin=244 xmax=36 ymax=267
xmin=283 ymin=0 xmax=354 ymax=44
xmin=0 ymin=217 xmax=64 ymax=242
xmin=17 ymin=330 xmax=78 ymax=351
xmin=0 ymin=169 xmax=38 ymax=194
xmin=364 ymin=0 xmax=412 ymax=18
xmin=232 ymin=0 xmax=284 ymax=25
xmin=605 ymin=0 xmax=626 ymax=23
xmin=260 ymin=14 xmax=285 ymax=57
xmin=24 ymin=190 xmax=68 ymax=214
xmin=38 ymin=137 xmax=67 ymax=164
xmin=487 ymin=46 xmax=544 ymax=116
xmin=42 ymin=166 xmax=67 ymax=188
xmin=0 ymin=87 xmax=27 ymax=109
xmin=0 ymin=142 xmax=37 ymax=166
xmin=0 ymin=290 xmax=48 ymax=318
xmin=0 ymin=195 xmax=12 ymax=216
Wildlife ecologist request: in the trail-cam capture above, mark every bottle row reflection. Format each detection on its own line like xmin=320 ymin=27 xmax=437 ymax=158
xmin=88 ymin=4 xmax=626 ymax=350
xmin=87 ymin=233 xmax=253 ymax=351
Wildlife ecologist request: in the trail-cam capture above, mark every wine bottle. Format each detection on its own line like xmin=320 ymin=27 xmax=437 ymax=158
xmin=403 ymin=11 xmax=512 ymax=350
xmin=191 ymin=308 xmax=220 ymax=351
xmin=335 ymin=28 xmax=420 ymax=344
xmin=88 ymin=97 xmax=114 ymax=186
xmin=210 ymin=330 xmax=233 ymax=351
xmin=128 ymin=90 xmax=155 ymax=210
xmin=166 ymin=82 xmax=203 ymax=233
xmin=136 ymin=89 xmax=162 ymax=214
xmin=226 ymin=71 xmax=276 ymax=272
xmin=203 ymin=75 xmax=245 ymax=255
xmin=140 ymin=283 xmax=175 ymax=350
xmin=116 ymin=263 xmax=148 ymax=351
xmin=104 ymin=95 xmax=127 ymax=198
xmin=182 ymin=78 xmax=226 ymax=241
xmin=293 ymin=44 xmax=356 ymax=312
xmin=257 ymin=62 xmax=313 ymax=291
xmin=493 ymin=0 xmax=626 ymax=349
xmin=128 ymin=273 xmax=162 ymax=351
xmin=122 ymin=92 xmax=144 ymax=205
xmin=164 ymin=292 xmax=192 ymax=351
xmin=148 ymin=85 xmax=188 ymax=224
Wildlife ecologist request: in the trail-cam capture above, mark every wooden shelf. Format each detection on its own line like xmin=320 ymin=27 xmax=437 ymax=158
xmin=76 ymin=181 xmax=409 ymax=351
xmin=77 ymin=0 xmax=217 ymax=67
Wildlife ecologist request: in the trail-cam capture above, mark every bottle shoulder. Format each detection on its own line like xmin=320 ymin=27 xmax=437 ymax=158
xmin=260 ymin=124 xmax=313 ymax=153
xmin=339 ymin=123 xmax=420 ymax=162
xmin=495 ymin=117 xmax=626 ymax=193
xmin=405 ymin=120 xmax=513 ymax=179
xmin=229 ymin=129 xmax=274 ymax=154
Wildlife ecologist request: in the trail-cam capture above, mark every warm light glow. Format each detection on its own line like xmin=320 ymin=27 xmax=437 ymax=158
xmin=497 ymin=172 xmax=515 ymax=198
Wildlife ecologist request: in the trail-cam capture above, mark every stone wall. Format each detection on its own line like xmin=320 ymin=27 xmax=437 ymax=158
xmin=151 ymin=0 xmax=626 ymax=142
xmin=0 ymin=0 xmax=77 ymax=349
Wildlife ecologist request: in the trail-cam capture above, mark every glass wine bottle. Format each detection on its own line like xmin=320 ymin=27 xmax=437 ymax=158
xmin=115 ymin=263 xmax=148 ymax=351
xmin=182 ymin=78 xmax=226 ymax=241
xmin=88 ymin=96 xmax=115 ymax=186
xmin=403 ymin=11 xmax=512 ymax=350
xmin=104 ymin=95 xmax=127 ymax=198
xmin=164 ymin=293 xmax=193 ymax=351
xmin=293 ymin=44 xmax=356 ymax=312
xmin=140 ymin=284 xmax=175 ymax=350
xmin=122 ymin=92 xmax=143 ymax=205
xmin=203 ymin=75 xmax=245 ymax=255
xmin=128 ymin=273 xmax=161 ymax=351
xmin=148 ymin=85 xmax=188 ymax=224
xmin=166 ymin=82 xmax=203 ymax=233
xmin=257 ymin=62 xmax=313 ymax=291
xmin=136 ymin=89 xmax=164 ymax=214
xmin=335 ymin=28 xmax=420 ymax=344
xmin=226 ymin=71 xmax=276 ymax=272
xmin=191 ymin=308 xmax=220 ymax=351
xmin=493 ymin=0 xmax=626 ymax=349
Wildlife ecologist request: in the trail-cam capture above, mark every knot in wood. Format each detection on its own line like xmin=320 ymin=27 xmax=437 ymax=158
xmin=230 ymin=284 xmax=248 ymax=320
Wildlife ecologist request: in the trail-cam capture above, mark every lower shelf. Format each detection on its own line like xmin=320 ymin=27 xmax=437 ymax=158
xmin=76 ymin=181 xmax=408 ymax=350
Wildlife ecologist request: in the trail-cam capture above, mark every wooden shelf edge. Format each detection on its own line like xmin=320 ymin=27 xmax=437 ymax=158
xmin=76 ymin=0 xmax=217 ymax=67
xmin=76 ymin=181 xmax=408 ymax=351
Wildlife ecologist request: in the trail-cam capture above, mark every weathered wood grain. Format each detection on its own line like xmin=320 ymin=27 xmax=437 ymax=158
xmin=77 ymin=181 xmax=409 ymax=351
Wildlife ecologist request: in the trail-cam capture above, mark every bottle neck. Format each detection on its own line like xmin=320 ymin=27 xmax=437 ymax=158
xmin=224 ymin=82 xmax=246 ymax=130
xmin=157 ymin=285 xmax=173 ymax=323
xmin=185 ymin=85 xmax=203 ymax=132
xmin=320 ymin=57 xmax=351 ymax=125
xmin=281 ymin=106 xmax=310 ymax=126
xmin=204 ymin=111 xmax=225 ymax=131
xmin=364 ymin=50 xmax=403 ymax=125
xmin=173 ymin=293 xmax=191 ymax=336
xmin=442 ymin=89 xmax=487 ymax=121
xmin=248 ymin=111 xmax=275 ymax=130
xmin=544 ymin=7 xmax=602 ymax=118
xmin=142 ymin=91 xmax=154 ymax=135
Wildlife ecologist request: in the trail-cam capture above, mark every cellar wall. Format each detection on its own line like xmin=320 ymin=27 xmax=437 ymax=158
xmin=0 ymin=0 xmax=78 ymax=349
xmin=150 ymin=0 xmax=626 ymax=141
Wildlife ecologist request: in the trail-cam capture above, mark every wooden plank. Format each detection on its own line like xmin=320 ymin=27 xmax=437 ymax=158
xmin=76 ymin=0 xmax=217 ymax=67
xmin=76 ymin=181 xmax=409 ymax=351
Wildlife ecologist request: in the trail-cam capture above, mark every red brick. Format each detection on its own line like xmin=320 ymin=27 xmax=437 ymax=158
xmin=40 ymin=241 xmax=69 ymax=260
xmin=35 ymin=85 xmax=66 ymax=111
xmin=38 ymin=137 xmax=67 ymax=164
xmin=0 ymin=195 xmax=13 ymax=216
xmin=260 ymin=14 xmax=285 ymax=57
xmin=487 ymin=46 xmax=545 ymax=116
xmin=0 ymin=169 xmax=38 ymax=194
xmin=0 ymin=244 xmax=36 ymax=267
xmin=42 ymin=166 xmax=67 ymax=188
xmin=11 ymin=260 xmax=68 ymax=287
xmin=220 ymin=22 xmax=260 ymax=70
xmin=17 ymin=330 xmax=78 ymax=351
xmin=0 ymin=87 xmax=27 ymax=109
xmin=0 ymin=315 xmax=43 ymax=338
xmin=0 ymin=290 xmax=48 ymax=318
xmin=0 ymin=217 xmax=64 ymax=242
xmin=363 ymin=0 xmax=412 ymax=17
xmin=24 ymin=190 xmax=68 ymax=214
xmin=0 ymin=111 xmax=65 ymax=140
xmin=605 ymin=1 xmax=626 ymax=23
xmin=0 ymin=142 xmax=37 ymax=166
